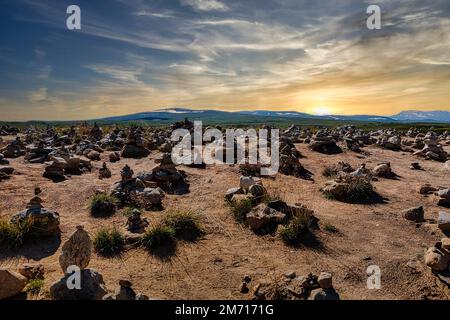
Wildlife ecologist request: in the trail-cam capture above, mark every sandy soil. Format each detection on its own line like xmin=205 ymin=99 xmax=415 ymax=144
xmin=1 ymin=138 xmax=449 ymax=300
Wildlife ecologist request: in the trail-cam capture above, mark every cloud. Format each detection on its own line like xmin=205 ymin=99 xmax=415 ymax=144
xmin=181 ymin=0 xmax=229 ymax=12
xmin=27 ymin=88 xmax=48 ymax=102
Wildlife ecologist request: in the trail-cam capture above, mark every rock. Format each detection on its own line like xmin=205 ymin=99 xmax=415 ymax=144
xmin=246 ymin=204 xmax=286 ymax=232
xmin=10 ymin=194 xmax=60 ymax=236
xmin=109 ymin=152 xmax=120 ymax=163
xmin=425 ymin=247 xmax=449 ymax=271
xmin=86 ymin=150 xmax=101 ymax=161
xmin=18 ymin=263 xmax=44 ymax=280
xmin=225 ymin=187 xmax=242 ymax=201
xmin=308 ymin=288 xmax=340 ymax=300
xmin=0 ymin=269 xmax=27 ymax=300
xmin=438 ymin=211 xmax=450 ymax=232
xmin=249 ymin=184 xmax=266 ymax=199
xmin=98 ymin=162 xmax=111 ymax=179
xmin=239 ymin=176 xmax=260 ymax=191
xmin=372 ymin=163 xmax=393 ymax=178
xmin=59 ymin=225 xmax=92 ymax=273
xmin=102 ymin=279 xmax=148 ymax=300
xmin=410 ymin=162 xmax=422 ymax=170
xmin=240 ymin=282 xmax=249 ymax=294
xmin=284 ymin=271 xmax=296 ymax=279
xmin=418 ymin=184 xmax=438 ymax=195
xmin=317 ymin=272 xmax=333 ymax=289
xmin=126 ymin=209 xmax=149 ymax=233
xmin=441 ymin=238 xmax=450 ymax=251
xmin=445 ymin=160 xmax=450 ymax=170
xmin=402 ymin=206 xmax=425 ymax=222
xmin=437 ymin=189 xmax=450 ymax=199
xmin=50 ymin=269 xmax=107 ymax=300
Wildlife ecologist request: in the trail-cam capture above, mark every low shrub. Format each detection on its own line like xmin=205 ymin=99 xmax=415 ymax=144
xmin=162 ymin=210 xmax=204 ymax=240
xmin=141 ymin=224 xmax=176 ymax=250
xmin=90 ymin=193 xmax=118 ymax=217
xmin=93 ymin=228 xmax=124 ymax=256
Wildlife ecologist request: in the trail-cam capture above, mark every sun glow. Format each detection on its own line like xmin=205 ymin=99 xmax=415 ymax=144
xmin=313 ymin=106 xmax=332 ymax=116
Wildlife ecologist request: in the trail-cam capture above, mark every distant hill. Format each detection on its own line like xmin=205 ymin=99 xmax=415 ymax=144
xmin=97 ymin=108 xmax=450 ymax=123
xmin=392 ymin=110 xmax=450 ymax=122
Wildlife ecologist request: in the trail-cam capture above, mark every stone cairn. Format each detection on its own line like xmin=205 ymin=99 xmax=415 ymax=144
xmin=50 ymin=225 xmax=108 ymax=300
xmin=424 ymin=235 xmax=450 ymax=287
xmin=24 ymin=140 xmax=53 ymax=163
xmin=0 ymin=153 xmax=9 ymax=165
xmin=413 ymin=131 xmax=448 ymax=162
xmin=10 ymin=187 xmax=60 ymax=236
xmin=0 ymin=137 xmax=26 ymax=158
xmin=376 ymin=131 xmax=401 ymax=151
xmin=103 ymin=279 xmax=149 ymax=300
xmin=251 ymin=271 xmax=339 ymax=300
xmin=89 ymin=122 xmax=104 ymax=141
xmin=0 ymin=166 xmax=14 ymax=181
xmin=43 ymin=156 xmax=66 ymax=180
xmin=121 ymin=127 xmax=150 ymax=158
xmin=309 ymin=130 xmax=342 ymax=154
xmin=126 ymin=209 xmax=149 ymax=234
xmin=98 ymin=162 xmax=112 ymax=179
xmin=111 ymin=164 xmax=164 ymax=210
xmin=136 ymin=153 xmax=190 ymax=195
xmin=278 ymin=139 xmax=312 ymax=179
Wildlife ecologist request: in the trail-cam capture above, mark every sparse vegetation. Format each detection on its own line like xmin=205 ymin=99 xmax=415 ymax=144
xmin=162 ymin=210 xmax=204 ymax=240
xmin=93 ymin=228 xmax=124 ymax=256
xmin=228 ymin=198 xmax=252 ymax=223
xmin=121 ymin=206 xmax=142 ymax=217
xmin=0 ymin=218 xmax=34 ymax=248
xmin=26 ymin=278 xmax=44 ymax=295
xmin=324 ymin=223 xmax=338 ymax=233
xmin=141 ymin=224 xmax=176 ymax=250
xmin=90 ymin=193 xmax=118 ymax=216
xmin=280 ymin=215 xmax=312 ymax=245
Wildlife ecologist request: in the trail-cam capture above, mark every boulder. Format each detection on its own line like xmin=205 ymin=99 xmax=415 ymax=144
xmin=0 ymin=269 xmax=27 ymax=300
xmin=225 ymin=187 xmax=243 ymax=201
xmin=18 ymin=263 xmax=44 ymax=280
xmin=425 ymin=247 xmax=449 ymax=271
xmin=50 ymin=269 xmax=107 ymax=300
xmin=308 ymin=288 xmax=340 ymax=300
xmin=317 ymin=272 xmax=333 ymax=289
xmin=417 ymin=184 xmax=438 ymax=195
xmin=59 ymin=225 xmax=92 ymax=273
xmin=246 ymin=204 xmax=286 ymax=232
xmin=402 ymin=206 xmax=425 ymax=222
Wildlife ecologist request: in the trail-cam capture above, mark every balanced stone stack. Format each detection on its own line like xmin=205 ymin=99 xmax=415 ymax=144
xmin=121 ymin=128 xmax=150 ymax=158
xmin=43 ymin=157 xmax=67 ymax=180
xmin=50 ymin=225 xmax=108 ymax=300
xmin=24 ymin=141 xmax=53 ymax=163
xmin=309 ymin=131 xmax=342 ymax=154
xmin=413 ymin=131 xmax=448 ymax=162
xmin=103 ymin=279 xmax=149 ymax=300
xmin=252 ymin=271 xmax=339 ymax=300
xmin=98 ymin=162 xmax=112 ymax=179
xmin=1 ymin=137 xmax=26 ymax=158
xmin=0 ymin=166 xmax=14 ymax=181
xmin=376 ymin=133 xmax=401 ymax=151
xmin=278 ymin=139 xmax=312 ymax=179
xmin=10 ymin=188 xmax=60 ymax=236
xmin=136 ymin=153 xmax=190 ymax=195
xmin=89 ymin=122 xmax=104 ymax=141
xmin=111 ymin=165 xmax=165 ymax=209
xmin=125 ymin=209 xmax=149 ymax=234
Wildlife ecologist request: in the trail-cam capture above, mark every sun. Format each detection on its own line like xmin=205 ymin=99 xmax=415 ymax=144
xmin=313 ymin=106 xmax=332 ymax=116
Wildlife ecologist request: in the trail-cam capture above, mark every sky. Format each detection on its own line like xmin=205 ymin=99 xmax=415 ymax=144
xmin=0 ymin=0 xmax=449 ymax=121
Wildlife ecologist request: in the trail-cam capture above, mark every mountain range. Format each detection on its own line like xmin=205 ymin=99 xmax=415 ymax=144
xmin=98 ymin=109 xmax=450 ymax=123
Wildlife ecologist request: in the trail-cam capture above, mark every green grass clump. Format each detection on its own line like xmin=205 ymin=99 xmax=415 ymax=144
xmin=93 ymin=228 xmax=124 ymax=256
xmin=121 ymin=206 xmax=142 ymax=217
xmin=90 ymin=193 xmax=118 ymax=217
xmin=280 ymin=215 xmax=314 ymax=245
xmin=141 ymin=224 xmax=176 ymax=250
xmin=323 ymin=223 xmax=338 ymax=233
xmin=162 ymin=210 xmax=204 ymax=240
xmin=26 ymin=278 xmax=44 ymax=295
xmin=228 ymin=198 xmax=252 ymax=223
xmin=0 ymin=218 xmax=34 ymax=248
